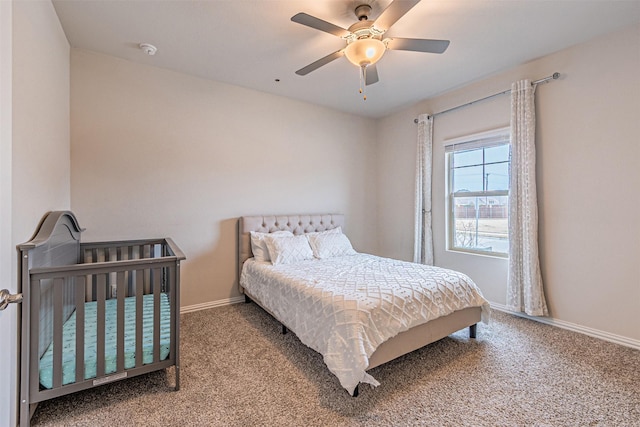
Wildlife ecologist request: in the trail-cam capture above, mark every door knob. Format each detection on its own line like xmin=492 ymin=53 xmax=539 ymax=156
xmin=0 ymin=289 xmax=22 ymax=310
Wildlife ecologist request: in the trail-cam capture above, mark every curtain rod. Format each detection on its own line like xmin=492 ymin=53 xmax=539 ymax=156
xmin=413 ymin=72 xmax=560 ymax=123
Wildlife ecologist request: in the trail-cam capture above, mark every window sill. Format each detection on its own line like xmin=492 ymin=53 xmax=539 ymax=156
xmin=446 ymin=248 xmax=508 ymax=260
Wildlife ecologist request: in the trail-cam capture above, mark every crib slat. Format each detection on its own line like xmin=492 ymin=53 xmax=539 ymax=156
xmin=91 ymin=249 xmax=98 ymax=301
xmin=75 ymin=276 xmax=86 ymax=384
xmin=135 ymin=270 xmax=144 ymax=368
xmin=128 ymin=247 xmax=134 ymax=296
xmin=30 ymin=279 xmax=41 ymax=398
xmin=52 ymin=278 xmax=64 ymax=389
xmin=108 ymin=247 xmax=117 ymax=291
xmin=96 ymin=274 xmax=106 ymax=377
xmin=153 ymin=268 xmax=161 ymax=363
xmin=116 ymin=271 xmax=125 ymax=372
xmin=143 ymin=245 xmax=150 ymax=293
xmin=170 ymin=262 xmax=180 ymax=390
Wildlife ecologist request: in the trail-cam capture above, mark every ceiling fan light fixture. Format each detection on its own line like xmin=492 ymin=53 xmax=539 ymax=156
xmin=344 ymin=38 xmax=386 ymax=67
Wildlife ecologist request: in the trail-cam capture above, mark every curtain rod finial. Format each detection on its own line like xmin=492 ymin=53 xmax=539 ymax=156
xmin=552 ymin=72 xmax=560 ymax=80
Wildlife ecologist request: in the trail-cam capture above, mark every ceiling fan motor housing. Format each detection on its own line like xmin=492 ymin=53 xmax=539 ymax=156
xmin=346 ymin=21 xmax=385 ymax=41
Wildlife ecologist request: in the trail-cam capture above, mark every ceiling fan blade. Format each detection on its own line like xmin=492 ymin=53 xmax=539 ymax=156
xmin=295 ymin=50 xmax=345 ymax=76
xmin=291 ymin=13 xmax=351 ymax=38
xmin=365 ymin=65 xmax=379 ymax=86
xmin=387 ymin=38 xmax=450 ymax=54
xmin=374 ymin=0 xmax=421 ymax=32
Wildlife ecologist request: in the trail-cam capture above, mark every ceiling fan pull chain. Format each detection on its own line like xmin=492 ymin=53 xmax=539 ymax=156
xmin=360 ymin=65 xmax=367 ymax=101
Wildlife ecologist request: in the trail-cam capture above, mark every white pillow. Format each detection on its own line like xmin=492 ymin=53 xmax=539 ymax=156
xmin=307 ymin=231 xmax=356 ymax=259
xmin=305 ymin=226 xmax=342 ymax=236
xmin=263 ymin=234 xmax=314 ymax=265
xmin=250 ymin=230 xmax=293 ymax=262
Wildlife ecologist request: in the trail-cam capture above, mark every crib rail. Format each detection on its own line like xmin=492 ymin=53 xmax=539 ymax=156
xmin=80 ymin=237 xmax=185 ymax=261
xmin=20 ymin=235 xmax=183 ymax=426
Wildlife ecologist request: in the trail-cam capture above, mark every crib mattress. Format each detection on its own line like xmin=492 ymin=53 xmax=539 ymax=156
xmin=39 ymin=293 xmax=171 ymax=389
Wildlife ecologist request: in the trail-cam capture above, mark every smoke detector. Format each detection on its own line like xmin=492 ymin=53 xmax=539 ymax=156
xmin=139 ymin=43 xmax=157 ymax=56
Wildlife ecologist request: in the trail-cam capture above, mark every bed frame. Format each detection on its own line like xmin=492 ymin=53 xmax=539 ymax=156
xmin=237 ymin=214 xmax=481 ymax=396
xmin=18 ymin=211 xmax=185 ymax=426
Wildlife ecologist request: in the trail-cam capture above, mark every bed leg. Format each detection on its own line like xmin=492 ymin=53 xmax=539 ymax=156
xmin=469 ymin=324 xmax=477 ymax=339
xmin=352 ymin=385 xmax=359 ymax=397
xmin=244 ymin=294 xmax=252 ymax=303
xmin=281 ymin=324 xmax=288 ymax=335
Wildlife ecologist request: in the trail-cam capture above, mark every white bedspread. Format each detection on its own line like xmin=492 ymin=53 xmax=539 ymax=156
xmin=240 ymin=253 xmax=489 ymax=395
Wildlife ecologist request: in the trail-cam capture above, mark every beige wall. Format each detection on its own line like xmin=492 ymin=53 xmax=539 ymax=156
xmin=4 ymin=1 xmax=70 ymax=425
xmin=12 ymin=0 xmax=71 ymax=244
xmin=0 ymin=3 xmax=13 ymax=425
xmin=377 ymin=24 xmax=640 ymax=342
xmin=70 ymin=50 xmax=378 ymax=308
xmin=67 ymin=19 xmax=639 ymax=343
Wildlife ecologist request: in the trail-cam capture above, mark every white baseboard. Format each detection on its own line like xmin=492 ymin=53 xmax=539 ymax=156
xmin=490 ymin=302 xmax=640 ymax=350
xmin=180 ymin=296 xmax=245 ymax=314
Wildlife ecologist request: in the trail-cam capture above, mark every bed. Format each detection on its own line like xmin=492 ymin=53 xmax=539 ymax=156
xmin=18 ymin=211 xmax=184 ymax=426
xmin=237 ymin=214 xmax=489 ymax=396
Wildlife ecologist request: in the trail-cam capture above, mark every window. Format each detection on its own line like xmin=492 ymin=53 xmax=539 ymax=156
xmin=446 ymin=128 xmax=510 ymax=257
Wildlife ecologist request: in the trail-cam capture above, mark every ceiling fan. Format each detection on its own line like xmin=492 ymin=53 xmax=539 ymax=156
xmin=291 ymin=0 xmax=450 ymax=97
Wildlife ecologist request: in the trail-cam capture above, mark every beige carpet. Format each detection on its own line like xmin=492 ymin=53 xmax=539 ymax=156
xmin=31 ymin=303 xmax=639 ymax=426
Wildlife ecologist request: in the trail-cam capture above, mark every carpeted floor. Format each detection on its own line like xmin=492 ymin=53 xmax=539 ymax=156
xmin=31 ymin=303 xmax=639 ymax=426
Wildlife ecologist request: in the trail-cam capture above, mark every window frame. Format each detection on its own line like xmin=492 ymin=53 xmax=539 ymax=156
xmin=445 ymin=127 xmax=511 ymax=258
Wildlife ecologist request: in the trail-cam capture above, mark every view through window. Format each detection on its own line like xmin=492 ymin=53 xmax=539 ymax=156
xmin=446 ymin=128 xmax=510 ymax=256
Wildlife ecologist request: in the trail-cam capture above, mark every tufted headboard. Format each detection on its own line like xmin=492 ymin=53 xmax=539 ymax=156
xmin=237 ymin=214 xmax=345 ymax=292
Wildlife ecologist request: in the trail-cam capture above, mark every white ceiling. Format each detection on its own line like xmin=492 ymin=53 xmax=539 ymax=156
xmin=52 ymin=0 xmax=640 ymax=118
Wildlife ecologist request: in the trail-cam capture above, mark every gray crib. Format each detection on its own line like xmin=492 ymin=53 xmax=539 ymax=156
xmin=18 ymin=211 xmax=184 ymax=426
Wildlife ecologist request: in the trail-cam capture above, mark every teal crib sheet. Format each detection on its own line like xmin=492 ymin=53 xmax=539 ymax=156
xmin=39 ymin=293 xmax=171 ymax=389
